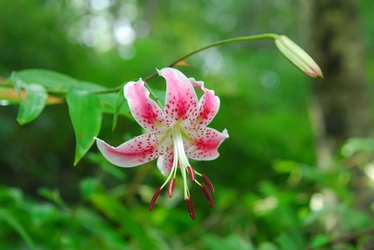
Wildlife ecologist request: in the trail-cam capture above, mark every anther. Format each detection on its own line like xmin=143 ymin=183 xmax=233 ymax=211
xmin=149 ymin=187 xmax=161 ymax=211
xmin=186 ymin=196 xmax=196 ymax=220
xmin=201 ymin=183 xmax=214 ymax=207
xmin=202 ymin=174 xmax=215 ymax=194
xmin=168 ymin=178 xmax=176 ymax=198
xmin=187 ymin=166 xmax=195 ymax=181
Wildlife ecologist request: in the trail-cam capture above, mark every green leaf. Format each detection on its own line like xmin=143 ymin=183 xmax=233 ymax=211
xmin=79 ymin=178 xmax=100 ymax=200
xmin=13 ymin=69 xmax=130 ymax=117
xmin=0 ymin=208 xmax=35 ymax=249
xmin=37 ymin=188 xmax=66 ymax=207
xmin=15 ymin=69 xmax=110 ymax=93
xmin=12 ymin=72 xmax=47 ymax=124
xmin=258 ymin=242 xmax=278 ymax=250
xmin=98 ymin=92 xmax=129 ymax=116
xmin=276 ymin=232 xmax=303 ymax=250
xmin=15 ymin=69 xmax=80 ymax=92
xmin=310 ymin=234 xmax=329 ymax=248
xmin=112 ymin=89 xmax=126 ymax=131
xmin=341 ymin=138 xmax=374 ymax=157
xmin=90 ymin=193 xmax=158 ymax=249
xmin=0 ymin=186 xmax=23 ymax=203
xmin=67 ymin=87 xmax=102 ymax=165
xmin=202 ymin=234 xmax=254 ymax=250
xmin=73 ymin=207 xmax=129 ymax=248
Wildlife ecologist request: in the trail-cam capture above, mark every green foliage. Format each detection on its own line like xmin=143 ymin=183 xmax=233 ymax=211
xmin=0 ymin=208 xmax=35 ymax=249
xmin=67 ymin=87 xmax=102 ymax=165
xmin=12 ymin=72 xmax=47 ymax=125
xmin=1 ymin=0 xmax=374 ymax=249
xmin=7 ymin=69 xmax=131 ymax=164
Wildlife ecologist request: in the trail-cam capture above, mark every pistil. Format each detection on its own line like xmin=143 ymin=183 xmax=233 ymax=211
xmin=149 ymin=126 xmax=217 ymax=219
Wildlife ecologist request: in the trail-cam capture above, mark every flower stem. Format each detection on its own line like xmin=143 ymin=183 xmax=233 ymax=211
xmin=94 ymin=33 xmax=279 ymax=95
xmin=143 ymin=33 xmax=279 ymax=83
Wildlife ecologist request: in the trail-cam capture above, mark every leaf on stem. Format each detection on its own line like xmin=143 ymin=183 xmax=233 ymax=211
xmin=15 ymin=69 xmax=79 ymax=92
xmin=11 ymin=72 xmax=48 ymax=125
xmin=67 ymin=87 xmax=102 ymax=165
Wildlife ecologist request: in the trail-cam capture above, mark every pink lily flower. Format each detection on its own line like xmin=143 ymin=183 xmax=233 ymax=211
xmin=95 ymin=67 xmax=228 ymax=220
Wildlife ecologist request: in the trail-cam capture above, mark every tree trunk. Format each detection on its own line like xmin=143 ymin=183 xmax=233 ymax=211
xmin=301 ymin=0 xmax=371 ymax=164
xmin=300 ymin=0 xmax=373 ymax=241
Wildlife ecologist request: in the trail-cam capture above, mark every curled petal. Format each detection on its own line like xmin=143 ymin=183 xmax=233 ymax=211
xmin=158 ymin=68 xmax=198 ymax=126
xmin=190 ymin=78 xmax=220 ymax=127
xmin=95 ymin=133 xmax=162 ymax=168
xmin=124 ymin=80 xmax=166 ymax=132
xmin=156 ymin=155 xmax=168 ymax=176
xmin=189 ymin=78 xmax=203 ymax=89
xmin=185 ymin=127 xmax=229 ymax=160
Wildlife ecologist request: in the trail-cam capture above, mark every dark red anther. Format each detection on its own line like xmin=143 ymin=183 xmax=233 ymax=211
xmin=187 ymin=166 xmax=195 ymax=181
xmin=201 ymin=183 xmax=214 ymax=207
xmin=185 ymin=196 xmax=196 ymax=220
xmin=202 ymin=174 xmax=215 ymax=194
xmin=149 ymin=187 xmax=161 ymax=211
xmin=168 ymin=178 xmax=176 ymax=198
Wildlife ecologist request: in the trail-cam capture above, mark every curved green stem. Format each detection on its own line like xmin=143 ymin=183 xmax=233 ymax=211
xmin=143 ymin=33 xmax=279 ymax=83
xmin=94 ymin=33 xmax=279 ymax=95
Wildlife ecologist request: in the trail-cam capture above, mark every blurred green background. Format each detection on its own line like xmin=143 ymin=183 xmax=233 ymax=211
xmin=1 ymin=0 xmax=374 ymax=249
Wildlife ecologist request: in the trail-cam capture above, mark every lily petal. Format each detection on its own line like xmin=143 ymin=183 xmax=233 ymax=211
xmin=185 ymin=128 xmax=229 ymax=160
xmin=158 ymin=68 xmax=198 ymax=126
xmin=95 ymin=133 xmax=162 ymax=167
xmin=157 ymin=151 xmax=174 ymax=176
xmin=124 ymin=80 xmax=166 ymax=132
xmin=189 ymin=78 xmax=203 ymax=89
xmin=190 ymin=78 xmax=220 ymax=127
xmin=156 ymin=136 xmax=174 ymax=176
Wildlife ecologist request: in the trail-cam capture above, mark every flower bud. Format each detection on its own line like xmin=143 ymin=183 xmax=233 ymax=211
xmin=275 ymin=35 xmax=323 ymax=78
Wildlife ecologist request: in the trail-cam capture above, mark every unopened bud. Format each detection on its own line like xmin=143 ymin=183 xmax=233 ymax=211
xmin=275 ymin=35 xmax=323 ymax=78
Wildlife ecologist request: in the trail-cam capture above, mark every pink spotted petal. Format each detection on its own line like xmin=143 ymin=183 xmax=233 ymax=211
xmin=95 ymin=133 xmax=162 ymax=168
xmin=124 ymin=80 xmax=166 ymax=132
xmin=189 ymin=78 xmax=203 ymax=89
xmin=156 ymin=139 xmax=174 ymax=176
xmin=185 ymin=127 xmax=229 ymax=160
xmin=190 ymin=78 xmax=220 ymax=127
xmin=157 ymin=68 xmax=198 ymax=126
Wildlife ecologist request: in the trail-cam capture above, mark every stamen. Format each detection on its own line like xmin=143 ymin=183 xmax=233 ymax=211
xmin=201 ymin=183 xmax=214 ymax=207
xmin=202 ymin=174 xmax=215 ymax=194
xmin=168 ymin=178 xmax=176 ymax=198
xmin=187 ymin=166 xmax=196 ymax=181
xmin=186 ymin=196 xmax=196 ymax=220
xmin=149 ymin=187 xmax=161 ymax=211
